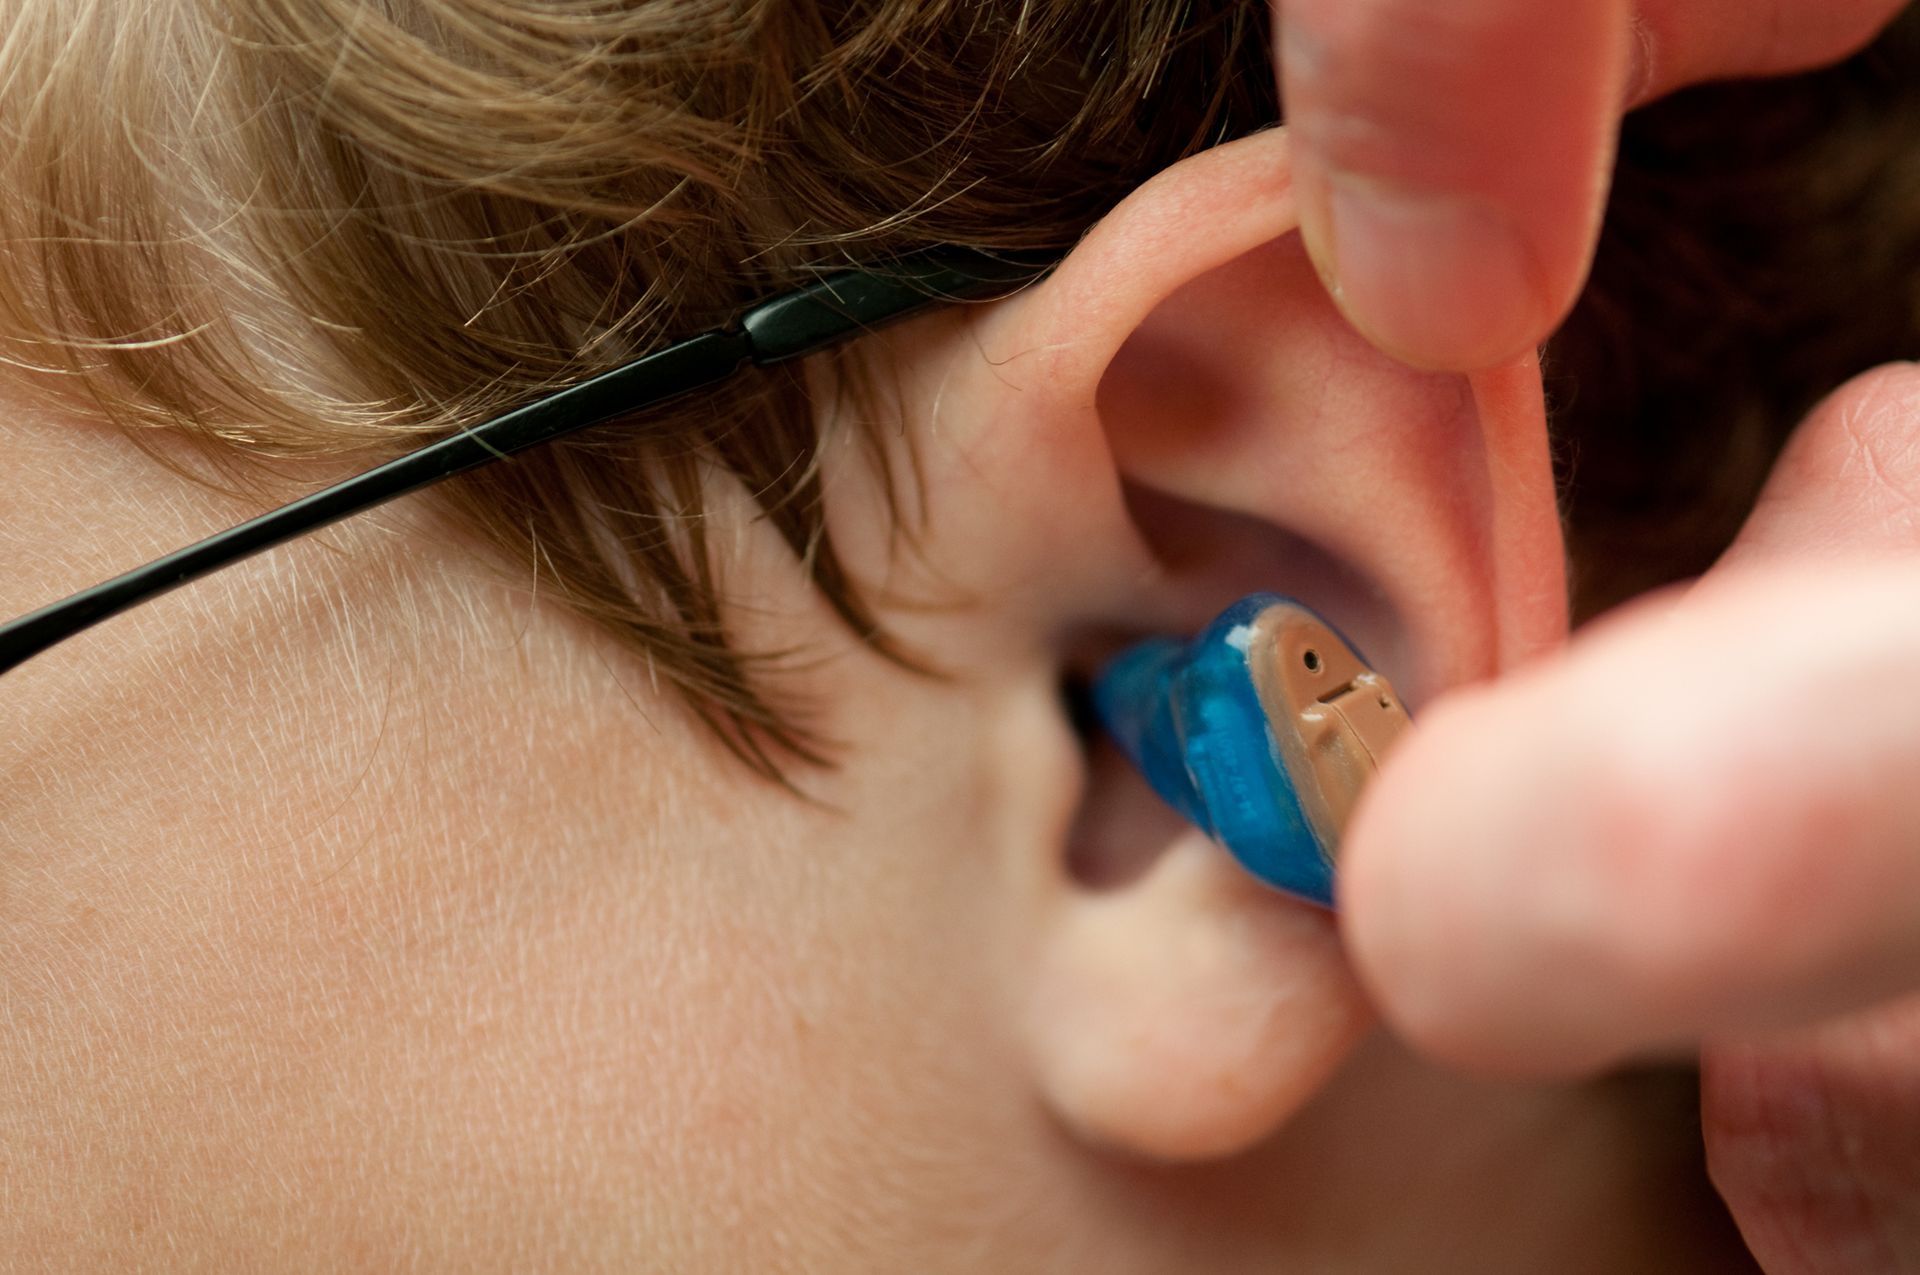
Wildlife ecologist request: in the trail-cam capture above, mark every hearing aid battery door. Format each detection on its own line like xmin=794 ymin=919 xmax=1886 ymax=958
xmin=1092 ymin=594 xmax=1411 ymax=908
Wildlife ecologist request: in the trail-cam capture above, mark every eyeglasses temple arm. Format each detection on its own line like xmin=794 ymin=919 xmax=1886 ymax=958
xmin=0 ymin=247 xmax=1050 ymax=676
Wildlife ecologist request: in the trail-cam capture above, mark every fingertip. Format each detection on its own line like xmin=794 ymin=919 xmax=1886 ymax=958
xmin=1337 ymin=671 xmax=1653 ymax=1077
xmin=1278 ymin=0 xmax=1630 ymax=371
xmin=1309 ymin=170 xmax=1553 ymax=371
xmin=1341 ymin=576 xmax=1920 ymax=1078
xmin=1337 ymin=688 xmax=1537 ymax=1065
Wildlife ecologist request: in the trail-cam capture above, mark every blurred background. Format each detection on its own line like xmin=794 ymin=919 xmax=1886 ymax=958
xmin=1551 ymin=4 xmax=1920 ymax=620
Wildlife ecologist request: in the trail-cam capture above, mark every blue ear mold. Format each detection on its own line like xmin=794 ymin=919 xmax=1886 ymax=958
xmin=1091 ymin=593 xmax=1407 ymax=909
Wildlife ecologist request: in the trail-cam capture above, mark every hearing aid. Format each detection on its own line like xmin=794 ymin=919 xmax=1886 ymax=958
xmin=1092 ymin=594 xmax=1412 ymax=908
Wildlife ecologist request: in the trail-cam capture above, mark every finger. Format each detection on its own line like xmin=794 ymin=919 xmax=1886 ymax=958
xmin=1629 ymin=0 xmax=1909 ymax=105
xmin=1721 ymin=362 xmax=1920 ymax=570
xmin=1342 ymin=362 xmax=1920 ymax=1076
xmin=1703 ymin=997 xmax=1920 ymax=1274
xmin=1276 ymin=0 xmax=1633 ymax=371
xmin=1696 ymin=363 xmax=1920 ymax=1275
xmin=1340 ymin=561 xmax=1920 ymax=1077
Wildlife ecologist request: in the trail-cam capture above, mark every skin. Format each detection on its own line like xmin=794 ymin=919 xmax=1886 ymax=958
xmin=0 ymin=133 xmax=1754 ymax=1271
xmin=1342 ymin=364 xmax=1920 ymax=1273
xmin=1275 ymin=0 xmax=1910 ymax=371
xmin=1274 ymin=2 xmax=1920 ymax=1267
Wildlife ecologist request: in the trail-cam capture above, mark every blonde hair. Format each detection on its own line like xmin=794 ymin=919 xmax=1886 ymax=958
xmin=15 ymin=2 xmax=1919 ymax=771
xmin=0 ymin=0 xmax=1273 ymax=772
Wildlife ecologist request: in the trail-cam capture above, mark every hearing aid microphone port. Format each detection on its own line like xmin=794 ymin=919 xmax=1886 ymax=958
xmin=1251 ymin=605 xmax=1413 ymax=862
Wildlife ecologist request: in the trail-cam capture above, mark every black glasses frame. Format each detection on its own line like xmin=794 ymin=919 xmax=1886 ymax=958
xmin=0 ymin=246 xmax=1051 ymax=677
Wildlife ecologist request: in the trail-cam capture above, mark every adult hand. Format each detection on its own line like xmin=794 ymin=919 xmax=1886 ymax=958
xmin=1275 ymin=0 xmax=1908 ymax=371
xmin=1341 ymin=363 xmax=1920 ymax=1272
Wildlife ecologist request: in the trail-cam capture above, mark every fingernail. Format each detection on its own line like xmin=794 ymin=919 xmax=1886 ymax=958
xmin=1322 ymin=175 xmax=1542 ymax=371
xmin=1623 ymin=17 xmax=1657 ymax=107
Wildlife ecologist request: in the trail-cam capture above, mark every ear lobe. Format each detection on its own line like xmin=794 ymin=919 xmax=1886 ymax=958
xmin=1027 ymin=827 xmax=1372 ymax=1162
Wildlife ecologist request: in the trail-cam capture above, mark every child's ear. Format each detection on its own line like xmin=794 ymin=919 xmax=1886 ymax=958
xmin=1028 ymin=824 xmax=1370 ymax=1161
xmin=941 ymin=129 xmax=1572 ymax=1161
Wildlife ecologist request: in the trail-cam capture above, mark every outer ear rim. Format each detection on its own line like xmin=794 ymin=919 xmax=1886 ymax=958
xmin=993 ymin=129 xmax=1303 ymax=412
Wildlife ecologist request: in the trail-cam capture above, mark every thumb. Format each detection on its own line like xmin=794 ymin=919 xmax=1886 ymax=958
xmin=1338 ymin=364 xmax=1920 ymax=1077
